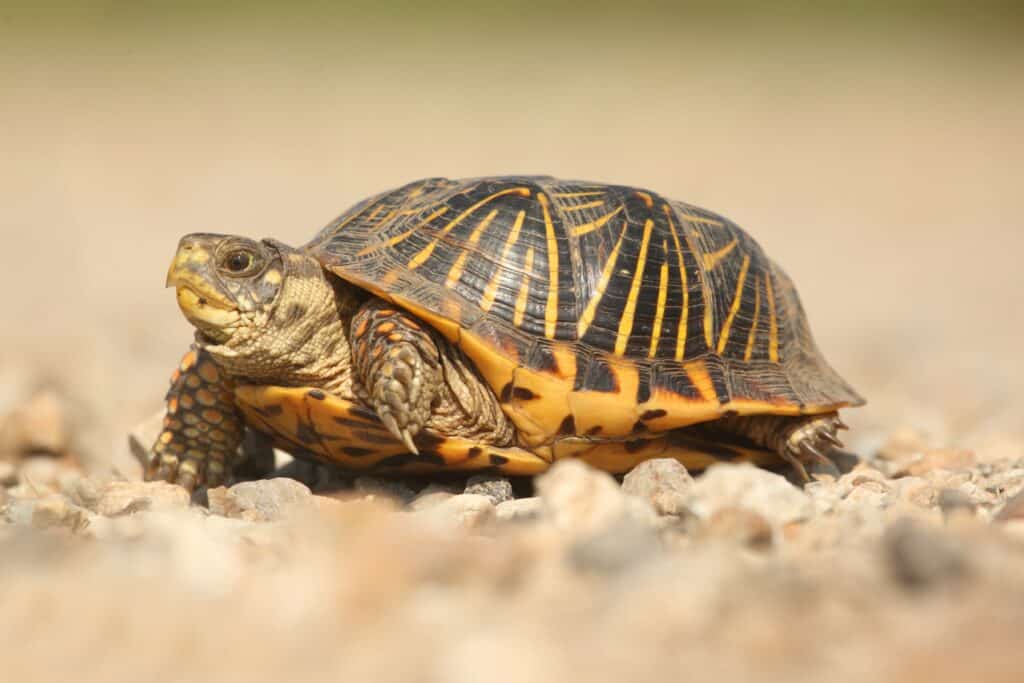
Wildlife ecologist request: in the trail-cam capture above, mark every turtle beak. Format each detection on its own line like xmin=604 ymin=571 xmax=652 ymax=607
xmin=166 ymin=235 xmax=241 ymax=334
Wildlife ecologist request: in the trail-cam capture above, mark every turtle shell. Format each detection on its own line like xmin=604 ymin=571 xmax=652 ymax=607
xmin=305 ymin=176 xmax=863 ymax=454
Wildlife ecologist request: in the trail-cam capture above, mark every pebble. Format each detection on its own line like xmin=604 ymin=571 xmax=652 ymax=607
xmin=495 ymin=497 xmax=542 ymax=523
xmin=97 ymin=481 xmax=191 ymax=517
xmin=994 ymin=488 xmax=1024 ymax=522
xmin=207 ymin=478 xmax=314 ymax=522
xmin=427 ymin=494 xmax=495 ymax=530
xmin=937 ymin=488 xmax=976 ymax=519
xmin=883 ymin=518 xmax=968 ymax=590
xmin=0 ymin=390 xmax=69 ymax=458
xmin=464 ymin=474 xmax=514 ymax=505
xmin=698 ymin=506 xmax=774 ymax=550
xmin=409 ymin=484 xmax=458 ymax=511
xmin=354 ymin=476 xmax=416 ymax=504
xmin=568 ymin=515 xmax=662 ymax=574
xmin=0 ymin=460 xmax=16 ymax=487
xmin=685 ymin=463 xmax=813 ymax=527
xmin=535 ymin=460 xmax=655 ymax=538
xmin=898 ymin=449 xmax=976 ymax=477
xmin=127 ymin=409 xmax=164 ymax=469
xmin=621 ymin=458 xmax=694 ymax=517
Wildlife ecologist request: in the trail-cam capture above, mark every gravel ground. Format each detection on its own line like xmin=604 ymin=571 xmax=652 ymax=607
xmin=2 ymin=9 xmax=1023 ymax=683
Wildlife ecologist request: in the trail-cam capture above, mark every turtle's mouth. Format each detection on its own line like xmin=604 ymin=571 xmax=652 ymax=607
xmin=166 ymin=262 xmax=241 ymax=341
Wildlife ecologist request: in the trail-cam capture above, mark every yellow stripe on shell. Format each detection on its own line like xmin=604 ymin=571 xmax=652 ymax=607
xmin=356 ymin=206 xmax=449 ymax=256
xmin=648 ymin=246 xmax=669 ymax=358
xmin=766 ymin=273 xmax=780 ymax=362
xmin=662 ymin=205 xmax=689 ymax=361
xmin=577 ymin=220 xmax=630 ymax=337
xmin=480 ymin=209 xmax=527 ymax=313
xmin=444 ymin=208 xmax=500 ymax=289
xmin=538 ymin=193 xmax=559 ymax=339
xmin=572 ymin=206 xmax=624 ymax=237
xmin=744 ymin=274 xmax=762 ymax=361
xmin=513 ymin=247 xmax=535 ymax=327
xmin=702 ymin=237 xmax=739 ymax=270
xmin=716 ymin=253 xmax=751 ymax=354
xmin=614 ymin=218 xmax=654 ymax=356
xmin=408 ymin=187 xmax=530 ymax=270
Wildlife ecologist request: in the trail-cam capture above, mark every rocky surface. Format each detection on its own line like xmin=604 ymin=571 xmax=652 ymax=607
xmin=4 ymin=415 xmax=1024 ymax=683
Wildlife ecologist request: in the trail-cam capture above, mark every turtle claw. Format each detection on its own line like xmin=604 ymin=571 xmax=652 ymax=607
xmin=380 ymin=410 xmax=420 ymax=454
xmin=783 ymin=413 xmax=847 ymax=482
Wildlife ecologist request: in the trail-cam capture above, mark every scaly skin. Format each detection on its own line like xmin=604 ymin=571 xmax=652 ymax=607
xmin=349 ymin=299 xmax=443 ymax=454
xmin=148 ymin=347 xmax=245 ymax=491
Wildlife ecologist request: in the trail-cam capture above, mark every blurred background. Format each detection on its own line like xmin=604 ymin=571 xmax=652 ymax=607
xmin=1 ymin=0 xmax=1021 ymax=465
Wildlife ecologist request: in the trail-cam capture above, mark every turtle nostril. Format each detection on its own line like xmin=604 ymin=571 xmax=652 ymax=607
xmin=198 ymin=297 xmax=208 ymax=306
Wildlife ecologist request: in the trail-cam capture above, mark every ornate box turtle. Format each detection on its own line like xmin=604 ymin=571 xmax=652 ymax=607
xmin=149 ymin=176 xmax=863 ymax=491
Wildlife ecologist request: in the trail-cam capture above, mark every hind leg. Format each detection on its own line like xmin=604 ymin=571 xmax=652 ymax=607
xmin=696 ymin=412 xmax=848 ymax=481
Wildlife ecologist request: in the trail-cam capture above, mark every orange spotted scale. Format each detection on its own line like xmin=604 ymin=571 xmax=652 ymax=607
xmin=237 ymin=175 xmax=862 ymax=475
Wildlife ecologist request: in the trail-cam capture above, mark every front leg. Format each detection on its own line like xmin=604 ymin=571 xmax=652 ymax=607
xmin=350 ymin=299 xmax=443 ymax=454
xmin=147 ymin=347 xmax=245 ymax=491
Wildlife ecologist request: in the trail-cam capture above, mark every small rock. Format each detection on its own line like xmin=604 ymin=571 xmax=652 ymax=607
xmin=97 ymin=481 xmax=191 ymax=517
xmin=409 ymin=484 xmax=458 ymax=511
xmin=568 ymin=515 xmax=662 ymax=574
xmin=430 ymin=494 xmax=495 ymax=529
xmin=207 ymin=478 xmax=313 ymax=522
xmin=898 ymin=449 xmax=976 ymax=477
xmin=621 ymin=458 xmax=694 ymax=517
xmin=883 ymin=518 xmax=968 ymax=590
xmin=61 ymin=475 xmax=104 ymax=511
xmin=495 ymin=497 xmax=542 ymax=523
xmin=464 ymin=474 xmax=514 ymax=505
xmin=0 ymin=390 xmax=69 ymax=458
xmin=686 ymin=463 xmax=813 ymax=527
xmin=699 ymin=506 xmax=773 ymax=550
xmin=17 ymin=456 xmax=62 ymax=491
xmin=875 ymin=427 xmax=930 ymax=464
xmin=937 ymin=488 xmax=976 ymax=519
xmin=354 ymin=476 xmax=416 ymax=504
xmin=893 ymin=477 xmax=937 ymax=508
xmin=4 ymin=494 xmax=88 ymax=532
xmin=994 ymin=488 xmax=1024 ymax=522
xmin=127 ymin=409 xmax=165 ymax=469
xmin=0 ymin=461 xmax=16 ymax=486
xmin=536 ymin=460 xmax=652 ymax=537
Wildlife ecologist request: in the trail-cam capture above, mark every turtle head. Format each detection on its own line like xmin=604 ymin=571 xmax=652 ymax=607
xmin=166 ymin=233 xmax=359 ymax=393
xmin=166 ymin=234 xmax=286 ymax=344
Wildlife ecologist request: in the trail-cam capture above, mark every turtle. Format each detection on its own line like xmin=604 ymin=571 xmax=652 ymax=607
xmin=148 ymin=176 xmax=863 ymax=491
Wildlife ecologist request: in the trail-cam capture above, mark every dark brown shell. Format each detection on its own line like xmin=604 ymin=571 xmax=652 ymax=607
xmin=305 ymin=176 xmax=862 ymax=444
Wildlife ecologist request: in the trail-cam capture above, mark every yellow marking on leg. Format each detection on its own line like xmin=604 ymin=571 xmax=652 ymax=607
xmin=716 ymin=254 xmax=751 ymax=354
xmin=766 ymin=273 xmax=779 ymax=362
xmin=743 ymin=274 xmax=762 ymax=361
xmin=572 ymin=206 xmax=624 ymax=237
xmin=513 ymin=247 xmax=535 ymax=327
xmin=577 ymin=221 xmax=630 ymax=337
xmin=634 ymin=191 xmax=654 ymax=208
xmin=702 ymin=237 xmax=739 ymax=270
xmin=663 ymin=205 xmax=689 ymax=361
xmin=444 ymin=208 xmax=499 ymax=288
xmin=615 ymin=218 xmax=654 ymax=356
xmin=409 ymin=187 xmax=531 ymax=270
xmin=560 ymin=199 xmax=605 ymax=211
xmin=538 ymin=193 xmax=559 ymax=338
xmin=553 ymin=191 xmax=605 ymax=198
xmin=678 ymin=213 xmax=725 ymax=226
xmin=648 ymin=247 xmax=669 ymax=358
xmin=356 ymin=206 xmax=449 ymax=256
xmin=480 ymin=209 xmax=527 ymax=312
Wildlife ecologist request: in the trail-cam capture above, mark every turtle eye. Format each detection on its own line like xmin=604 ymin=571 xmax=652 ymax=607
xmin=222 ymin=249 xmax=255 ymax=275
